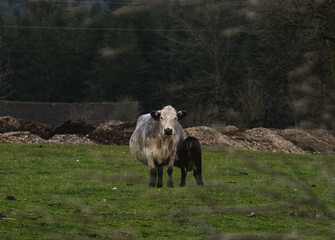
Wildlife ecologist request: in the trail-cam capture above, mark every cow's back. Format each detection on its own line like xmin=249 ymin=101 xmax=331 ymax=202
xmin=129 ymin=114 xmax=152 ymax=162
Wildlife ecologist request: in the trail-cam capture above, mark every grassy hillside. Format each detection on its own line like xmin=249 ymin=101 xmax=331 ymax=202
xmin=0 ymin=144 xmax=334 ymax=239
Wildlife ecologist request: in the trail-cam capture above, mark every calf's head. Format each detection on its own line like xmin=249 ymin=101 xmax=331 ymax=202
xmin=150 ymin=105 xmax=187 ymax=137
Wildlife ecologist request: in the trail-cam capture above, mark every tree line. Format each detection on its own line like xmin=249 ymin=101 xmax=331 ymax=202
xmin=0 ymin=0 xmax=334 ymax=129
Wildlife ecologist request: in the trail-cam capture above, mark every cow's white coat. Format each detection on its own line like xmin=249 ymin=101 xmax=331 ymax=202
xmin=129 ymin=105 xmax=187 ymax=187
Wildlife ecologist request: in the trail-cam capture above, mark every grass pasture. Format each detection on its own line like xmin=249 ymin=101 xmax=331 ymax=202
xmin=0 ymin=143 xmax=335 ymax=239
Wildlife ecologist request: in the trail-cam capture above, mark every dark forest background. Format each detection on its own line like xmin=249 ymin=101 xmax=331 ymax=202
xmin=0 ymin=0 xmax=334 ymax=129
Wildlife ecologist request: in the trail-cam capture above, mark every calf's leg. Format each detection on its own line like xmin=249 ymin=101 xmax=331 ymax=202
xmin=194 ymin=153 xmax=204 ymax=186
xmin=193 ymin=169 xmax=204 ymax=185
xmin=180 ymin=167 xmax=187 ymax=187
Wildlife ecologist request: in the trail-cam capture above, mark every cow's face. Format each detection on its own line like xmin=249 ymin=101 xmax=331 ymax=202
xmin=150 ymin=105 xmax=187 ymax=137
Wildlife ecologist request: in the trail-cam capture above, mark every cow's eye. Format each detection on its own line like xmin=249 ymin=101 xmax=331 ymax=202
xmin=160 ymin=117 xmax=163 ymax=120
xmin=174 ymin=117 xmax=177 ymax=120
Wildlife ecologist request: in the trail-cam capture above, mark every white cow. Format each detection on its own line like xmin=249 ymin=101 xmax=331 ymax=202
xmin=129 ymin=105 xmax=187 ymax=187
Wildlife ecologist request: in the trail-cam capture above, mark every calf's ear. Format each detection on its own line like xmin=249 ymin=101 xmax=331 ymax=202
xmin=150 ymin=110 xmax=161 ymax=120
xmin=177 ymin=111 xmax=187 ymax=120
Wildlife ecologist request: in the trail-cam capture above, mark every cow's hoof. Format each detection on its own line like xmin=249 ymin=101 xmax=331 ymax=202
xmin=156 ymin=183 xmax=163 ymax=188
xmin=196 ymin=179 xmax=204 ymax=186
xmin=197 ymin=182 xmax=204 ymax=186
xmin=149 ymin=182 xmax=156 ymax=187
xmin=179 ymin=182 xmax=186 ymax=187
xmin=167 ymin=182 xmax=174 ymax=188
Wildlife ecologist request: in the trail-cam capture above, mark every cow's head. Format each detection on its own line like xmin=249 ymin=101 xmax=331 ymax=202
xmin=150 ymin=105 xmax=187 ymax=137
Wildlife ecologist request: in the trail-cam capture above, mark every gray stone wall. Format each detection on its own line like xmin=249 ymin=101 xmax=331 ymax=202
xmin=0 ymin=100 xmax=139 ymax=125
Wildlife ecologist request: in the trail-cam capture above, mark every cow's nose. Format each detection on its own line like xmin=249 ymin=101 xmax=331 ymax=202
xmin=164 ymin=128 xmax=173 ymax=135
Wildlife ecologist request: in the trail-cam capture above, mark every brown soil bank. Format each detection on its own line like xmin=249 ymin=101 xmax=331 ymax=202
xmin=1 ymin=116 xmax=335 ymax=155
xmin=185 ymin=126 xmax=335 ymax=155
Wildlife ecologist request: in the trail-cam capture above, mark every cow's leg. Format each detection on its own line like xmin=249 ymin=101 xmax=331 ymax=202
xmin=157 ymin=166 xmax=163 ymax=188
xmin=166 ymin=157 xmax=174 ymax=187
xmin=148 ymin=158 xmax=157 ymax=187
xmin=189 ymin=139 xmax=203 ymax=186
xmin=193 ymin=169 xmax=203 ymax=185
xmin=193 ymin=168 xmax=204 ymax=186
xmin=194 ymin=152 xmax=204 ymax=186
xmin=149 ymin=168 xmax=157 ymax=187
xmin=180 ymin=167 xmax=187 ymax=187
xmin=167 ymin=166 xmax=174 ymax=187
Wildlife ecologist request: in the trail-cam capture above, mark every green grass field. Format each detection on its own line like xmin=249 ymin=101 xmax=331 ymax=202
xmin=0 ymin=143 xmax=335 ymax=239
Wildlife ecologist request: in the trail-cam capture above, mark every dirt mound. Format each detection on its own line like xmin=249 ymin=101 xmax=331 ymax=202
xmin=0 ymin=131 xmax=94 ymax=145
xmin=88 ymin=121 xmax=136 ymax=145
xmin=0 ymin=131 xmax=47 ymax=144
xmin=229 ymin=128 xmax=305 ymax=154
xmin=48 ymin=134 xmax=94 ymax=145
xmin=0 ymin=116 xmax=54 ymax=139
xmin=0 ymin=116 xmax=134 ymax=145
xmin=0 ymin=115 xmax=335 ymax=155
xmin=185 ymin=126 xmax=232 ymax=146
xmin=278 ymin=129 xmax=335 ymax=154
xmin=53 ymin=120 xmax=96 ymax=135
xmin=184 ymin=126 xmax=335 ymax=154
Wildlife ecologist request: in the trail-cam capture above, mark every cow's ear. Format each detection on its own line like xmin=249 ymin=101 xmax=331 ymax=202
xmin=177 ymin=111 xmax=187 ymax=120
xmin=150 ymin=110 xmax=160 ymax=120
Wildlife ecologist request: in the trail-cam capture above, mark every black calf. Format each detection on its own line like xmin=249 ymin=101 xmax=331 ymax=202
xmin=174 ymin=136 xmax=204 ymax=187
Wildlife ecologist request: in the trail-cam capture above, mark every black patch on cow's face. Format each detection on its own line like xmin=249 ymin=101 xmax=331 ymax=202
xmin=177 ymin=111 xmax=187 ymax=120
xmin=150 ymin=110 xmax=160 ymax=121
